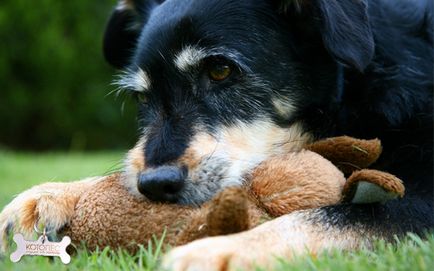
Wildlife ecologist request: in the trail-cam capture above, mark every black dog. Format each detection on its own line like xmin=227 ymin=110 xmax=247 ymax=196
xmin=0 ymin=0 xmax=432 ymax=269
xmin=105 ymin=0 xmax=433 ymax=223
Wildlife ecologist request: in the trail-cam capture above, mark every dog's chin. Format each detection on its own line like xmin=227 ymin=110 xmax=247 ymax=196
xmin=174 ymin=182 xmax=223 ymax=206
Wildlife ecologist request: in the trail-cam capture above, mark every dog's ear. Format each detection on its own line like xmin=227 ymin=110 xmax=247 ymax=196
xmin=280 ymin=0 xmax=375 ymax=71
xmin=103 ymin=0 xmax=164 ymax=69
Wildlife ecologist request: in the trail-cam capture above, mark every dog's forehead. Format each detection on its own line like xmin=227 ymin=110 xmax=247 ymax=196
xmin=147 ymin=0 xmax=267 ymax=30
xmin=133 ymin=0 xmax=274 ymax=68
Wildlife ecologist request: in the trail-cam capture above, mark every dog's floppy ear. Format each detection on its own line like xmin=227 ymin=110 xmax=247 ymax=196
xmin=281 ymin=0 xmax=375 ymax=71
xmin=103 ymin=0 xmax=164 ymax=68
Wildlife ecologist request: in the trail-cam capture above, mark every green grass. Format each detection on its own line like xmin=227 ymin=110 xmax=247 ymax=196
xmin=0 ymin=150 xmax=124 ymax=208
xmin=0 ymin=151 xmax=433 ymax=270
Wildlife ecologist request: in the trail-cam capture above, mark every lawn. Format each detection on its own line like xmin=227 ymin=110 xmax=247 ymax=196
xmin=0 ymin=151 xmax=433 ymax=271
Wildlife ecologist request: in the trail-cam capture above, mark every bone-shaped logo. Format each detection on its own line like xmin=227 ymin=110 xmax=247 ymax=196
xmin=10 ymin=234 xmax=71 ymax=264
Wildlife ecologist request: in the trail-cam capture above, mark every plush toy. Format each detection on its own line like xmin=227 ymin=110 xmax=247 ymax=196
xmin=62 ymin=136 xmax=404 ymax=253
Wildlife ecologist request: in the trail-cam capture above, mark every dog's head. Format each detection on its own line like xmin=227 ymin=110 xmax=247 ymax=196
xmin=104 ymin=0 xmax=374 ymax=205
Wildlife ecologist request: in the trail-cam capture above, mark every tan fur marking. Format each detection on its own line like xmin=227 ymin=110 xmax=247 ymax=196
xmin=181 ymin=121 xmax=313 ymax=186
xmin=179 ymin=132 xmax=218 ymax=170
xmin=222 ymin=122 xmax=310 ymax=158
xmin=122 ymin=139 xmax=146 ymax=197
xmin=178 ymin=150 xmax=201 ymax=171
xmin=128 ymin=144 xmax=146 ymax=172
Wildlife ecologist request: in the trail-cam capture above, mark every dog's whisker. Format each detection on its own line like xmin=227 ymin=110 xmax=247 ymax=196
xmin=103 ymin=161 xmax=124 ymax=176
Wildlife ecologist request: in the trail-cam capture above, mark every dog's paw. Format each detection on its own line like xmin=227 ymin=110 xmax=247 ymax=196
xmin=162 ymin=212 xmax=323 ymax=271
xmin=0 ymin=179 xmax=98 ymax=254
xmin=162 ymin=234 xmax=279 ymax=271
xmin=163 ymin=236 xmax=243 ymax=271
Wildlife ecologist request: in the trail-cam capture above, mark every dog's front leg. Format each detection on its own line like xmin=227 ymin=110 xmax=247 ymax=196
xmin=162 ymin=201 xmax=416 ymax=271
xmin=163 ymin=212 xmax=305 ymax=271
xmin=0 ymin=175 xmax=110 ymax=253
xmin=162 ymin=209 xmax=355 ymax=271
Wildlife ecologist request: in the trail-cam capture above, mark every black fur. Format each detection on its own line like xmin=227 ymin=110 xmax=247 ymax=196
xmin=105 ymin=0 xmax=433 ymax=237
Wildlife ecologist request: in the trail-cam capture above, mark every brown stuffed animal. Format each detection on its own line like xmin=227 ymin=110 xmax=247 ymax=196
xmin=62 ymin=136 xmax=404 ymax=253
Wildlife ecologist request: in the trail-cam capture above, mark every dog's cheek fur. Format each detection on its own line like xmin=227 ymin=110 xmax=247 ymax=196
xmin=175 ymin=120 xmax=314 ymax=204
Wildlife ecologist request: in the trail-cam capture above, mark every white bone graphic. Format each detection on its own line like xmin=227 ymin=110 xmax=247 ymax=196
xmin=10 ymin=234 xmax=71 ymax=264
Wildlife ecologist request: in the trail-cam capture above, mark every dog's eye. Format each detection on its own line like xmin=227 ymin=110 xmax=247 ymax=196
xmin=208 ymin=64 xmax=232 ymax=81
xmin=135 ymin=92 xmax=148 ymax=103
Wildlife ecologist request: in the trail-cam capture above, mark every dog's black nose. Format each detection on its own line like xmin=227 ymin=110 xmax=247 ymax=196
xmin=138 ymin=166 xmax=186 ymax=202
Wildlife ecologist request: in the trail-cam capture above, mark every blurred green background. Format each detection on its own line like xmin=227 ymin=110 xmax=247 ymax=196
xmin=0 ymin=0 xmax=137 ymax=151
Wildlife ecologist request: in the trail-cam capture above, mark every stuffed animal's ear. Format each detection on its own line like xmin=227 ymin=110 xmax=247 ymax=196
xmin=280 ymin=0 xmax=375 ymax=71
xmin=306 ymin=136 xmax=382 ymax=175
xmin=103 ymin=0 xmax=164 ymax=68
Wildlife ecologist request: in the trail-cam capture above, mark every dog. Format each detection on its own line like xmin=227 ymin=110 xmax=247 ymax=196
xmin=1 ymin=0 xmax=433 ymax=270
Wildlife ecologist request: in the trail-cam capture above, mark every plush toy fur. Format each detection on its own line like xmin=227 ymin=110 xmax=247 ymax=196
xmin=62 ymin=136 xmax=404 ymax=253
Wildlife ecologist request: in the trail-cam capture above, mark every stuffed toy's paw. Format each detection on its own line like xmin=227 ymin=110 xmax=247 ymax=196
xmin=342 ymin=169 xmax=405 ymax=203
